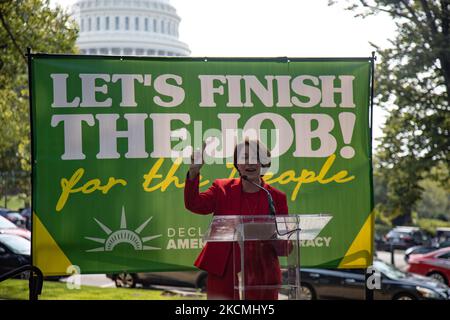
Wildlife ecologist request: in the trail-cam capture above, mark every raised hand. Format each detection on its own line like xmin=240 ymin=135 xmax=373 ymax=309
xmin=188 ymin=141 xmax=206 ymax=179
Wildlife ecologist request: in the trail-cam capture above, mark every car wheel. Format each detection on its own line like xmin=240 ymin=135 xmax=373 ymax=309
xmin=393 ymin=293 xmax=415 ymax=300
xmin=115 ymin=273 xmax=136 ymax=288
xmin=300 ymin=284 xmax=315 ymax=300
xmin=428 ymin=272 xmax=448 ymax=285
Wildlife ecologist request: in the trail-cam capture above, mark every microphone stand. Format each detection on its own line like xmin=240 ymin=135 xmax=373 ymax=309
xmin=242 ymin=175 xmax=295 ymax=238
xmin=242 ymin=175 xmax=276 ymax=216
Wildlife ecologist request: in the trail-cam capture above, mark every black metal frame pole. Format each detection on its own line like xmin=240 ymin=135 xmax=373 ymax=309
xmin=0 ymin=265 xmax=43 ymax=298
xmin=365 ymin=268 xmax=374 ymax=300
xmin=296 ymin=216 xmax=301 ymax=300
xmin=26 ymin=47 xmax=40 ymax=300
xmin=365 ymin=51 xmax=377 ymax=301
xmin=24 ymin=53 xmax=376 ymax=62
xmin=3 ymin=172 xmax=6 ymax=208
xmin=391 ymin=242 xmax=395 ymax=265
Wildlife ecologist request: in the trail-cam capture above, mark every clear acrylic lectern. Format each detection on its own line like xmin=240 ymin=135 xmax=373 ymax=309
xmin=203 ymin=214 xmax=332 ymax=300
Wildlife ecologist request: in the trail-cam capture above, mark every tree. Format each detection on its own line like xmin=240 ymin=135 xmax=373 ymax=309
xmin=416 ymin=163 xmax=450 ymax=220
xmin=416 ymin=178 xmax=450 ymax=219
xmin=0 ymin=0 xmax=78 ymax=197
xmin=330 ymin=0 xmax=449 ymax=225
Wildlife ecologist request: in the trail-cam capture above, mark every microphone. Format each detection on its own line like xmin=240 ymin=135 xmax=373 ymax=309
xmin=242 ymin=175 xmax=276 ymax=216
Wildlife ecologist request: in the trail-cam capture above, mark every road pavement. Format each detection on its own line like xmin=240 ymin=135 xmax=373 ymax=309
xmin=376 ymin=250 xmax=408 ymax=271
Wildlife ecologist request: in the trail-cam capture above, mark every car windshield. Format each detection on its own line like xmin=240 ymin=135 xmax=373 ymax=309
xmin=388 ymin=231 xmax=407 ymax=237
xmin=7 ymin=213 xmax=22 ymax=219
xmin=437 ymin=251 xmax=450 ymax=260
xmin=374 ymin=260 xmax=407 ymax=280
xmin=0 ymin=216 xmax=17 ymax=229
xmin=0 ymin=235 xmax=30 ymax=255
xmin=440 ymin=241 xmax=450 ymax=247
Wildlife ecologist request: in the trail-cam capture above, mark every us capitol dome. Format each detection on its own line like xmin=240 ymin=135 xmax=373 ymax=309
xmin=72 ymin=0 xmax=190 ymax=56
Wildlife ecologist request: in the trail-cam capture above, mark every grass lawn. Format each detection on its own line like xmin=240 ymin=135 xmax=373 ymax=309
xmin=0 ymin=279 xmax=206 ymax=300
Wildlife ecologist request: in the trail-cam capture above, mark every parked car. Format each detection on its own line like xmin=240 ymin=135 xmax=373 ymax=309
xmin=0 ymin=209 xmax=26 ymax=228
xmin=405 ymin=241 xmax=450 ymax=262
xmin=0 ymin=208 xmax=10 ymax=219
xmin=298 ymin=259 xmax=450 ymax=300
xmin=20 ymin=208 xmax=31 ymax=230
xmin=384 ymin=226 xmax=430 ymax=250
xmin=107 ymin=271 xmax=208 ymax=291
xmin=0 ymin=215 xmax=31 ymax=240
xmin=0 ymin=234 xmax=31 ymax=277
xmin=4 ymin=212 xmax=27 ymax=229
xmin=407 ymin=247 xmax=450 ymax=285
xmin=374 ymin=232 xmax=390 ymax=251
xmin=436 ymin=228 xmax=450 ymax=242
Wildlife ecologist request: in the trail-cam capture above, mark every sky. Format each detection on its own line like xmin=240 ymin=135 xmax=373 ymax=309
xmin=52 ymin=0 xmax=398 ymax=145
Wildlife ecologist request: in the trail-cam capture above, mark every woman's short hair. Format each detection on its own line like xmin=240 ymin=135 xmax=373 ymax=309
xmin=233 ymin=139 xmax=271 ymax=171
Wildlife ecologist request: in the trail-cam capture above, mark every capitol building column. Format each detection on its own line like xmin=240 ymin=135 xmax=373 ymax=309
xmin=72 ymin=0 xmax=190 ymax=56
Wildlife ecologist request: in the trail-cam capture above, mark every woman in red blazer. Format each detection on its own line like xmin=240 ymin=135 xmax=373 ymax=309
xmin=184 ymin=139 xmax=289 ymax=300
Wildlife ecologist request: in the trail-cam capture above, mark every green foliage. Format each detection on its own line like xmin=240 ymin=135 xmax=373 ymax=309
xmin=0 ymin=0 xmax=78 ymax=195
xmin=372 ymin=156 xmax=388 ymax=205
xmin=374 ymin=162 xmax=449 ymax=224
xmin=416 ymin=218 xmax=450 ymax=236
xmin=331 ymin=0 xmax=450 ymax=225
xmin=416 ymin=178 xmax=450 ymax=219
xmin=0 ymin=193 xmax=29 ymax=210
xmin=373 ymin=206 xmax=393 ymax=227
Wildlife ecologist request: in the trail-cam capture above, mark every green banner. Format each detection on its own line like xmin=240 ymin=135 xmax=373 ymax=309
xmin=31 ymin=55 xmax=373 ymax=276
